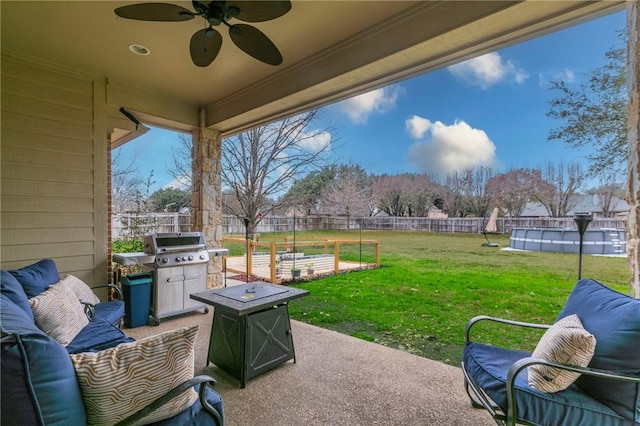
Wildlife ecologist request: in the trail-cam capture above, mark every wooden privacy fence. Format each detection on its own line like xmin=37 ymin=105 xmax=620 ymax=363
xmin=222 ymin=215 xmax=626 ymax=235
xmin=111 ymin=213 xmax=192 ymax=239
xmin=112 ymin=213 xmax=626 ymax=239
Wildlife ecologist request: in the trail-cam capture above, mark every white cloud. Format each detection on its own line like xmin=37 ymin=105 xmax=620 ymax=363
xmin=405 ymin=115 xmax=431 ymax=139
xmin=448 ymin=52 xmax=529 ymax=89
xmin=163 ymin=175 xmax=190 ymax=190
xmin=538 ymin=68 xmax=576 ymax=87
xmin=337 ymin=85 xmax=403 ymax=124
xmin=406 ymin=117 xmax=496 ymax=177
xmin=299 ymin=130 xmax=332 ymax=152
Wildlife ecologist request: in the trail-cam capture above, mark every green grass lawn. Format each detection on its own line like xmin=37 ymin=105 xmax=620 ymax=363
xmin=269 ymin=230 xmax=630 ymax=366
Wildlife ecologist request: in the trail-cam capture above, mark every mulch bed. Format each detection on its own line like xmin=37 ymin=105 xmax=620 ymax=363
xmin=226 ymin=274 xmax=269 ymax=283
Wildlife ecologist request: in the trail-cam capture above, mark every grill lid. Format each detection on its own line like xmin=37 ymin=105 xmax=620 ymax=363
xmin=144 ymin=232 xmax=206 ymax=254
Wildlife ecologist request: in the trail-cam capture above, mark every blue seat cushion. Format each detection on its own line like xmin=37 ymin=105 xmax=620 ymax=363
xmin=94 ymin=300 xmax=125 ymax=325
xmin=65 ymin=318 xmax=134 ymax=354
xmin=463 ymin=342 xmax=633 ymax=426
xmin=8 ymin=259 xmax=60 ymax=298
xmin=1 ymin=271 xmax=34 ymax=321
xmin=557 ymin=278 xmax=640 ymax=421
xmin=0 ymin=295 xmax=86 ymax=425
xmin=150 ymin=384 xmax=224 ymax=426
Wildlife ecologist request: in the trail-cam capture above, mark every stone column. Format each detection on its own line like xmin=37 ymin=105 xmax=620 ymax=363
xmin=192 ymin=127 xmax=224 ymax=289
xmin=627 ymin=0 xmax=640 ymax=298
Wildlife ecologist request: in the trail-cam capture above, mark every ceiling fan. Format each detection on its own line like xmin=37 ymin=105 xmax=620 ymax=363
xmin=114 ymin=1 xmax=291 ymax=67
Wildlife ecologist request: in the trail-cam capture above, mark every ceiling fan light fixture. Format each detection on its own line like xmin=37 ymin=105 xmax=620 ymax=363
xmin=226 ymin=6 xmax=240 ymax=19
xmin=115 ymin=1 xmax=291 ymax=66
xmin=129 ymin=44 xmax=150 ymax=56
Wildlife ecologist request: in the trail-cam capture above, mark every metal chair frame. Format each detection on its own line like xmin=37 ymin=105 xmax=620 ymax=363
xmin=462 ymin=315 xmax=640 ymax=426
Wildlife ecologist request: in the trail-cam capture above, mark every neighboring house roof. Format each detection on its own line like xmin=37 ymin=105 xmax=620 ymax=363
xmin=519 ymin=194 xmax=628 ymax=217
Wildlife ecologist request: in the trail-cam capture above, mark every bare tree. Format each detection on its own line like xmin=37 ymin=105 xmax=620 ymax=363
xmin=466 ymin=166 xmax=495 ymax=218
xmin=441 ymin=172 xmax=469 ymax=218
xmin=319 ymin=165 xmax=372 ymax=228
xmin=588 ymin=172 xmax=626 ymax=218
xmin=111 ymin=149 xmax=146 ymax=213
xmin=167 ymin=111 xmax=333 ymax=236
xmin=373 ymin=174 xmax=412 ymax=216
xmin=227 ymin=111 xmax=333 ymax=235
xmin=404 ymin=174 xmax=441 ymax=217
xmin=439 ymin=167 xmax=494 ymax=217
xmin=532 ymin=162 xmax=585 ymax=217
xmin=166 ymin=134 xmax=192 ymax=188
xmin=485 ymin=168 xmax=548 ymax=217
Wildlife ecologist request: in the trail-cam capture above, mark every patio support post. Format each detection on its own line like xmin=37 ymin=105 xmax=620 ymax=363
xmin=192 ymin=126 xmax=224 ymax=289
xmin=628 ymin=1 xmax=640 ymax=298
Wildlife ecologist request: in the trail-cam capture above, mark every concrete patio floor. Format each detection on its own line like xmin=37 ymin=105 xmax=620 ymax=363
xmin=125 ymin=287 xmax=494 ymax=426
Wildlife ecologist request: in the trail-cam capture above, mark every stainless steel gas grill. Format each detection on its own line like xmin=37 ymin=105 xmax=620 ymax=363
xmin=143 ymin=232 xmax=213 ymax=325
xmin=112 ymin=231 xmax=228 ymax=325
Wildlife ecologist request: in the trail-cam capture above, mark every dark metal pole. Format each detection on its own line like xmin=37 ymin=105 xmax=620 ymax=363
xmin=573 ymin=213 xmax=592 ymax=280
xmin=359 ymin=218 xmax=362 ymax=267
xmin=244 ymin=217 xmax=250 ymax=283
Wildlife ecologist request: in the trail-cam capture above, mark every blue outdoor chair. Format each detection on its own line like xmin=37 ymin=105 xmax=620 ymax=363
xmin=462 ymin=279 xmax=640 ymax=426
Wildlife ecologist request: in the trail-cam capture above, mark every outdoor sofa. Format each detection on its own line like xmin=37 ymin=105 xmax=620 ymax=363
xmin=1 ymin=259 xmax=224 ymax=425
xmin=463 ymin=278 xmax=640 ymax=425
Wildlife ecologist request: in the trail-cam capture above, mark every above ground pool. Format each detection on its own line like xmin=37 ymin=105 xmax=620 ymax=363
xmin=509 ymin=228 xmax=626 ymax=255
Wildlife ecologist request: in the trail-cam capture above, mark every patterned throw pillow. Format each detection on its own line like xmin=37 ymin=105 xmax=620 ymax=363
xmin=70 ymin=326 xmax=199 ymax=425
xmin=58 ymin=274 xmax=100 ymax=305
xmin=29 ymin=284 xmax=89 ymax=346
xmin=528 ymin=314 xmax=596 ymax=393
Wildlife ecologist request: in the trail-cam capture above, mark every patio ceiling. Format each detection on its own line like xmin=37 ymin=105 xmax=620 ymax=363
xmin=2 ymin=1 xmax=624 ymax=140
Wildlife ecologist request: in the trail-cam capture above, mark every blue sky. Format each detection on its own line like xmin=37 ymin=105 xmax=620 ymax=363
xmin=116 ymin=10 xmax=626 ymax=192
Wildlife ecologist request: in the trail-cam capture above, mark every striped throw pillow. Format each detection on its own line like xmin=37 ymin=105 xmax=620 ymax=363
xmin=70 ymin=326 xmax=199 ymax=425
xmin=528 ymin=314 xmax=596 ymax=393
xmin=29 ymin=283 xmax=89 ymax=346
xmin=58 ymin=274 xmax=101 ymax=305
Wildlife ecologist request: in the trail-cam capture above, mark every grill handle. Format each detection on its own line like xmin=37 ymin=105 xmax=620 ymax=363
xmin=153 ymin=244 xmax=206 ymax=254
xmin=166 ymin=272 xmax=202 ymax=283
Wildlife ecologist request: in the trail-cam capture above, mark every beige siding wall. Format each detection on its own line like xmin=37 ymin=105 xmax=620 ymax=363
xmin=1 ymin=55 xmax=107 ymax=287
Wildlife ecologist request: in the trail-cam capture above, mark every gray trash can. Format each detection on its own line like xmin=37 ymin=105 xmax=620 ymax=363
xmin=120 ymin=272 xmax=153 ymax=328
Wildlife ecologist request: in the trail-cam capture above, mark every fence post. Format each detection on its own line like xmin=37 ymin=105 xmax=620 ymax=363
xmin=270 ymin=242 xmax=277 ymax=283
xmin=247 ymin=240 xmax=253 ymax=276
xmin=375 ymin=241 xmax=380 ymax=266
xmin=334 ymin=241 xmax=340 ymax=273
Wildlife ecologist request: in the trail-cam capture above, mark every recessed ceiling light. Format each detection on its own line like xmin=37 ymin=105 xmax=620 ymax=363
xmin=129 ymin=44 xmax=150 ymax=56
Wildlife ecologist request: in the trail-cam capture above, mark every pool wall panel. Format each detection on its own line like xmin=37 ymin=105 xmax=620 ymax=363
xmin=509 ymin=228 xmax=625 ymax=255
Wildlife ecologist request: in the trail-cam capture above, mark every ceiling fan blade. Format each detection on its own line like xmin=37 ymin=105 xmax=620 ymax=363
xmin=114 ymin=3 xmax=195 ymax=22
xmin=225 ymin=1 xmax=291 ymax=23
xmin=229 ymin=24 xmax=283 ymax=66
xmin=190 ymin=28 xmax=222 ymax=67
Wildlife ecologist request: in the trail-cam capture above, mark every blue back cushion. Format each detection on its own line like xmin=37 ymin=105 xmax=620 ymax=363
xmin=557 ymin=278 xmax=640 ymax=422
xmin=1 ymin=271 xmax=34 ymax=321
xmin=0 ymin=294 xmax=86 ymax=425
xmin=9 ymin=259 xmax=60 ymax=298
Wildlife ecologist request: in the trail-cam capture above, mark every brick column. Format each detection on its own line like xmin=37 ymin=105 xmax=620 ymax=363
xmin=192 ymin=127 xmax=224 ymax=289
xmin=627 ymin=0 xmax=640 ymax=298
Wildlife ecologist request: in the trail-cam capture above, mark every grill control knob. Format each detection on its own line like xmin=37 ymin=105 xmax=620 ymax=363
xmin=161 ymin=258 xmax=168 ymax=264
xmin=175 ymin=257 xmax=181 ymax=262
xmin=188 ymin=255 xmax=193 ymax=261
xmin=182 ymin=256 xmax=187 ymax=261
xmin=199 ymin=254 xmax=205 ymax=260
